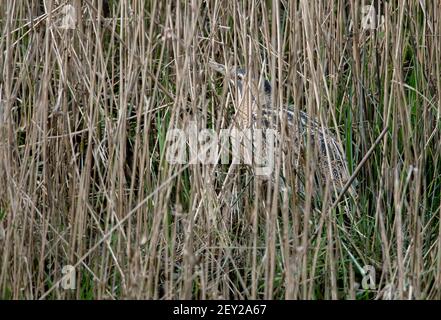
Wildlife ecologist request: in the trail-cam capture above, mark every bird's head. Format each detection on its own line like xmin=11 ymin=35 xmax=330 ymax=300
xmin=209 ymin=60 xmax=272 ymax=110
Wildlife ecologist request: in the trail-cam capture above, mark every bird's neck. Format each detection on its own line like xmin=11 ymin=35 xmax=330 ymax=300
xmin=237 ymin=92 xmax=254 ymax=128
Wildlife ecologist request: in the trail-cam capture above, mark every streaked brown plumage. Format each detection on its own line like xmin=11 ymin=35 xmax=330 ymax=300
xmin=210 ymin=61 xmax=356 ymax=196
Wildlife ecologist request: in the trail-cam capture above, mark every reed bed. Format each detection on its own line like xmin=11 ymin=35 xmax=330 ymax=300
xmin=0 ymin=0 xmax=440 ymax=299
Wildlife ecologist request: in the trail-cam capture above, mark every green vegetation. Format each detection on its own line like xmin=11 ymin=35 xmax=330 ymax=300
xmin=0 ymin=0 xmax=440 ymax=300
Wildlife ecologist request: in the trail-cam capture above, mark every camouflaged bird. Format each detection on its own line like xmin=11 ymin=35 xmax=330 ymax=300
xmin=209 ymin=60 xmax=356 ymax=196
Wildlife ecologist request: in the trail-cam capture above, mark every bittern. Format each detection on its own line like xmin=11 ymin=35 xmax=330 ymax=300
xmin=209 ymin=60 xmax=356 ymax=196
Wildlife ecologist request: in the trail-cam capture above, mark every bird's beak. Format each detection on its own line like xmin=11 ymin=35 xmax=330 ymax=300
xmin=209 ymin=60 xmax=238 ymax=88
xmin=208 ymin=60 xmax=227 ymax=75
